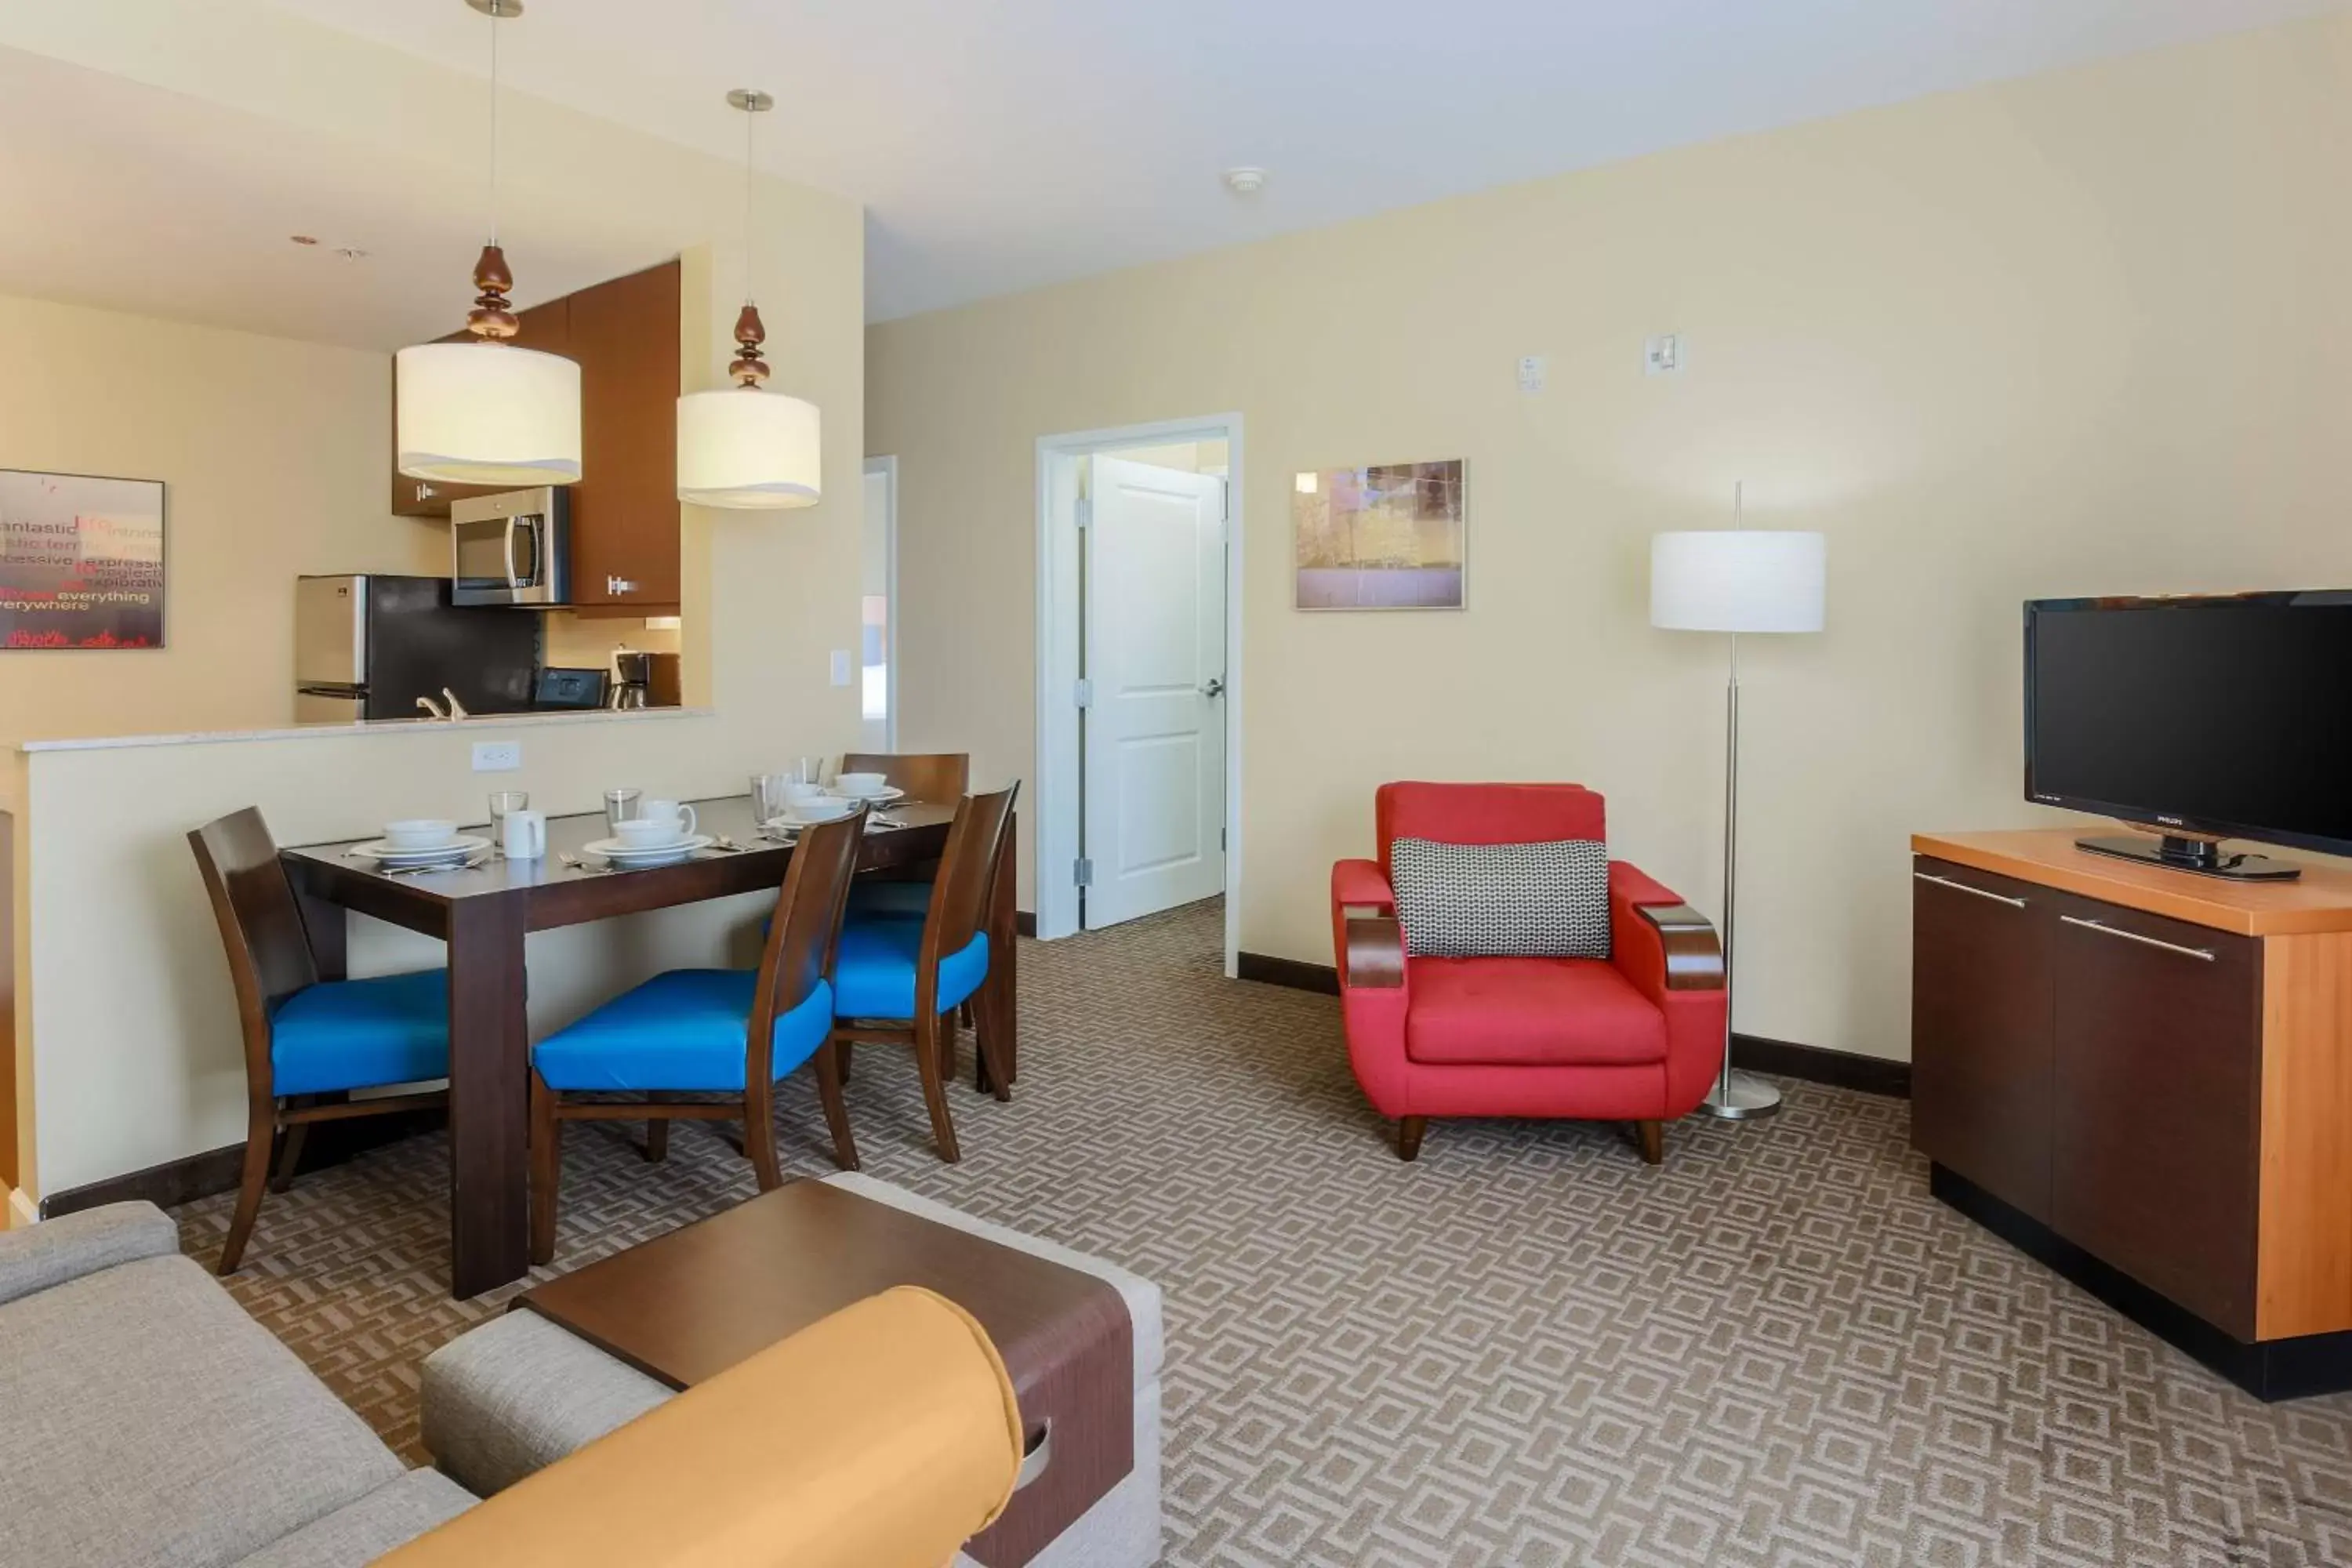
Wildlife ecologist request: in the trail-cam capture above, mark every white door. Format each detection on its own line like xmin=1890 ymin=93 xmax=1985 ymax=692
xmin=1082 ymin=455 xmax=1228 ymax=928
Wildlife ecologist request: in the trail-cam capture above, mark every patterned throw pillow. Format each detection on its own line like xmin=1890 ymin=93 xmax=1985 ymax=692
xmin=1388 ymin=837 xmax=1610 ymax=959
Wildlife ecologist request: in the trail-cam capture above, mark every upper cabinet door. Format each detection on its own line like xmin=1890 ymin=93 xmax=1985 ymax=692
xmin=567 ymin=261 xmax=681 ymax=611
xmin=390 ymin=297 xmax=573 ymax=517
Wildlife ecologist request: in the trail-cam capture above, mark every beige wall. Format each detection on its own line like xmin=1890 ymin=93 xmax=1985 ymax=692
xmin=0 ymin=295 xmax=445 ymax=744
xmin=869 ymin=16 xmax=2352 ymax=1062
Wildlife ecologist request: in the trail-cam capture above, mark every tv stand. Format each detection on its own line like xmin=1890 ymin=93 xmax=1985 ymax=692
xmin=1911 ymin=829 xmax=2352 ymax=1399
xmin=2074 ymin=832 xmax=2302 ymax=882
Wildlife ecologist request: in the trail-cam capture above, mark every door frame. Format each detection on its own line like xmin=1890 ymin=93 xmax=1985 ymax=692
xmin=1034 ymin=414 xmax=1244 ymax=975
xmin=862 ymin=455 xmax=899 ymax=750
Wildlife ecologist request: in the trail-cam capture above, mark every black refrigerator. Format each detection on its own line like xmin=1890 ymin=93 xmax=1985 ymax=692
xmin=294 ymin=575 xmax=539 ymax=722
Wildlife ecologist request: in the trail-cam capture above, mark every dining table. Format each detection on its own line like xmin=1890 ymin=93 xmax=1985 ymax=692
xmin=279 ymin=793 xmax=1018 ymax=1298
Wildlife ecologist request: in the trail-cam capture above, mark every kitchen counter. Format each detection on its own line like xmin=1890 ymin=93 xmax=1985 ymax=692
xmin=13 ymin=706 xmax=710 ymax=754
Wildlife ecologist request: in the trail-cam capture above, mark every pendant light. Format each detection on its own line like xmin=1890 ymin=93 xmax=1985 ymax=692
xmin=395 ymin=0 xmax=581 ymax=487
xmin=676 ymin=89 xmax=822 ymax=510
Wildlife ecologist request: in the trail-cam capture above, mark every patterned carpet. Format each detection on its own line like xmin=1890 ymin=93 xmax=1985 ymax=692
xmin=172 ymin=899 xmax=2352 ymax=1566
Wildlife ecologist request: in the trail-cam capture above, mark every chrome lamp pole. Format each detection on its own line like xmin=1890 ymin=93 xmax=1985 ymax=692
xmin=1649 ymin=495 xmax=1828 ymax=1122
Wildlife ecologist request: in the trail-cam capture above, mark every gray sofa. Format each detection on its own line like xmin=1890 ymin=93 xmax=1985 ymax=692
xmin=0 ymin=1203 xmax=475 ymax=1568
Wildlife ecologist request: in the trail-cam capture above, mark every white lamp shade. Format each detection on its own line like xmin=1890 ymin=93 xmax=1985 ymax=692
xmin=394 ymin=342 xmax=582 ymax=486
xmin=1650 ymin=530 xmax=1827 ymax=633
xmin=676 ymin=386 xmax=822 ymax=510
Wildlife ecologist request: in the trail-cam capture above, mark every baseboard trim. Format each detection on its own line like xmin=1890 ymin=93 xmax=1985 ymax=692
xmin=1236 ymin=951 xmax=1340 ymax=996
xmin=38 ymin=1108 xmax=445 ymax=1221
xmin=1732 ymin=1033 xmax=1911 ymax=1099
xmin=1930 ymin=1163 xmax=2351 ymax=1401
xmin=1016 ymin=909 xmax=1037 ymax=938
xmin=1236 ymin=953 xmax=1911 ymax=1098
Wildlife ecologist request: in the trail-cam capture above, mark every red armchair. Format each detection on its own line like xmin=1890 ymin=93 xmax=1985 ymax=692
xmin=1331 ymin=782 xmax=1727 ymax=1163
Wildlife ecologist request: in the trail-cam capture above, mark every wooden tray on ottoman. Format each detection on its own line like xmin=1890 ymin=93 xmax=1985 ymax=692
xmin=518 ymin=1179 xmax=1134 ymax=1566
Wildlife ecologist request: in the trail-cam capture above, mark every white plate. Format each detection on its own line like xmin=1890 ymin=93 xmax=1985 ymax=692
xmin=584 ymin=833 xmax=715 ymax=862
xmin=349 ymin=833 xmax=492 ymax=865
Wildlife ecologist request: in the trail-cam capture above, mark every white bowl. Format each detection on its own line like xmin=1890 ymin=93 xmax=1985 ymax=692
xmin=834 ymin=772 xmax=889 ymax=799
xmin=780 ymin=797 xmax=854 ymax=824
xmin=612 ymin=816 xmax=687 ymax=848
xmin=782 ymin=782 xmax=829 ymax=804
xmin=383 ymin=818 xmax=459 ymax=851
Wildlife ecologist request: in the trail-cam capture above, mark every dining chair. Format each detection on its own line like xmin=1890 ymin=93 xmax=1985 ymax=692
xmin=841 ymin=752 xmax=970 ymax=924
xmin=526 ymin=805 xmax=868 ymax=1265
xmin=189 ymin=808 xmax=451 ymax=1275
xmin=833 ymin=783 xmax=1019 ymax=1164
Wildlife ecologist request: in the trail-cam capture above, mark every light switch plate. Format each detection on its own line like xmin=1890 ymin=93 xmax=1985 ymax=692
xmin=1517 ymin=354 xmax=1547 ymax=393
xmin=829 ymin=650 xmax=852 ymax=687
xmin=1645 ymin=334 xmax=1684 ymax=376
xmin=472 ymin=742 xmax=521 ymax=772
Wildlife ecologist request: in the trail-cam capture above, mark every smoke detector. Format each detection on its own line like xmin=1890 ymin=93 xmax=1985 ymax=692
xmin=1223 ymin=166 xmax=1267 ymax=196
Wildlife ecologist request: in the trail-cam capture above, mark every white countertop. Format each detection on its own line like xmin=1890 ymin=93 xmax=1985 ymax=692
xmin=14 ymin=706 xmax=713 ymax=753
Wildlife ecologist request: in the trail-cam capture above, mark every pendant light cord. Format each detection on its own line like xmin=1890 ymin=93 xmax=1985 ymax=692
xmin=742 ymin=100 xmax=757 ymax=306
xmin=488 ymin=9 xmax=501 ymax=245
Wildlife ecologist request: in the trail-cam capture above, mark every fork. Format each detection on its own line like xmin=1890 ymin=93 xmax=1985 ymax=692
xmin=383 ymin=852 xmax=490 ymax=878
xmin=558 ymin=852 xmax=616 ymax=876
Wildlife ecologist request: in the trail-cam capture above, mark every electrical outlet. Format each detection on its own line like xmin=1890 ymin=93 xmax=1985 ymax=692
xmin=1645 ymin=334 xmax=1684 ymax=376
xmin=830 ymin=649 xmax=852 ymax=687
xmin=472 ymin=742 xmax=521 ymax=772
xmin=1517 ymin=354 xmax=1547 ymax=394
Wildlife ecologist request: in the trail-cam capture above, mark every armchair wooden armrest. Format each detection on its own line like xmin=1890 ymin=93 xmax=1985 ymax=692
xmin=1608 ymin=863 xmax=1725 ymax=994
xmin=1330 ymin=858 xmax=1404 ymax=989
xmin=379 ymin=1287 xmax=1022 ymax=1568
xmin=1629 ymin=902 xmax=1725 ymax=991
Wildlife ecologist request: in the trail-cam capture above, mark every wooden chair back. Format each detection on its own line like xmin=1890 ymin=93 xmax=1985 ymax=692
xmin=842 ymin=753 xmax=968 ymax=805
xmin=188 ymin=808 xmax=321 ymax=1094
xmin=916 ymin=784 xmax=1020 ymax=1011
xmin=745 ymin=803 xmax=869 ymax=1083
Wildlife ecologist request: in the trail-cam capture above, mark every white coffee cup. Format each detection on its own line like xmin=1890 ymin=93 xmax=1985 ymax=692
xmin=501 ymin=809 xmax=547 ymax=861
xmin=384 ymin=818 xmax=459 ymax=851
xmin=834 ymin=771 xmax=888 ymax=799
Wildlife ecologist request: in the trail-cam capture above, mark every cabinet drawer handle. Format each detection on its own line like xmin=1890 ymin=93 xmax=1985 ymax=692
xmin=1913 ymin=872 xmax=2025 ymax=909
xmin=2059 ymin=914 xmax=2215 ymax=962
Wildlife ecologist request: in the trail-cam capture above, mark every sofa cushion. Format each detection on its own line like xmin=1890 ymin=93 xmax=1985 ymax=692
xmin=0 ymin=1253 xmax=404 ymax=1568
xmin=0 ymin=1200 xmax=180 ymax=1309
xmin=1389 ymin=837 xmax=1610 ymax=959
xmin=421 ymin=1310 xmax=673 ymax=1497
xmin=1404 ymin=956 xmax=1666 ymax=1067
xmin=231 ymin=1470 xmax=475 ymax=1568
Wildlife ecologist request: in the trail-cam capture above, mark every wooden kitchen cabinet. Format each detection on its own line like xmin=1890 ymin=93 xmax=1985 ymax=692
xmin=390 ymin=296 xmax=572 ymax=517
xmin=566 ymin=260 xmax=681 ymax=613
xmin=1911 ymin=829 xmax=2352 ymax=1399
xmin=389 ymin=261 xmax=681 ymax=616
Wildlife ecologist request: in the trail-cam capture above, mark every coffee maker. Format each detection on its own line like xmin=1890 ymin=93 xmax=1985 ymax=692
xmin=607 ymin=649 xmax=654 ymax=710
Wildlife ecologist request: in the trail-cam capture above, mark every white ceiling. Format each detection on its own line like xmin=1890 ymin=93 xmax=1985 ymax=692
xmin=255 ymin=0 xmax=2350 ymax=322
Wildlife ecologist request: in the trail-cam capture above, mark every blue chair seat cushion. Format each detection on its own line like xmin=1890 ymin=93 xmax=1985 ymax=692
xmin=833 ymin=918 xmax=989 ymax=1020
xmin=532 ymin=971 xmax=835 ymax=1094
xmin=270 ymin=969 xmax=450 ymax=1097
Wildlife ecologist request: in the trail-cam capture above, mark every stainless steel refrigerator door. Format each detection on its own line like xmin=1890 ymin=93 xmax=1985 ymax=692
xmin=295 ymin=575 xmax=367 ymax=687
xmin=295 ymin=688 xmax=366 ymax=725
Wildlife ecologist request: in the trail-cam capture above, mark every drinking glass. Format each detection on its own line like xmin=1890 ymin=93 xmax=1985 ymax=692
xmin=604 ymin=788 xmax=643 ymax=833
xmin=794 ymin=757 xmax=826 ymax=787
xmin=751 ymin=773 xmax=793 ymax=823
xmin=487 ymin=790 xmax=528 ymax=857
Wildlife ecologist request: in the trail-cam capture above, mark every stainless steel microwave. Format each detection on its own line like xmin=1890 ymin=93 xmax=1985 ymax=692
xmin=451 ymin=488 xmax=572 ymax=607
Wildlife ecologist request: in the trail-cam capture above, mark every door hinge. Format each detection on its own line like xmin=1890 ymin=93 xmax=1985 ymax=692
xmin=1075 ymin=497 xmax=1093 ymax=530
xmin=1073 ymin=677 xmax=1093 ymax=710
xmin=1073 ymin=857 xmax=1094 ymax=887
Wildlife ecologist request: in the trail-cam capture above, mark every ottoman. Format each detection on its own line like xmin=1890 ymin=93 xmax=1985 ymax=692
xmin=421 ymin=1174 xmax=1163 ymax=1568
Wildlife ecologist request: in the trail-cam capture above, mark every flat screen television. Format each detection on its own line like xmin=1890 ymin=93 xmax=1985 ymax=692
xmin=2024 ymin=591 xmax=2352 ymax=880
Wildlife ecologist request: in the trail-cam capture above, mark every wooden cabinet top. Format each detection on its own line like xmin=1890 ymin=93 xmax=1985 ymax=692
xmin=1914 ymin=829 xmax=2352 ymax=937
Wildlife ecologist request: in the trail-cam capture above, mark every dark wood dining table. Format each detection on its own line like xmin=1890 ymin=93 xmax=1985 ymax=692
xmin=279 ymin=794 xmax=1017 ymax=1298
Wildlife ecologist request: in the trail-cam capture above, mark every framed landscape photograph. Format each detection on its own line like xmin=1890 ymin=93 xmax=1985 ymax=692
xmin=1293 ymin=459 xmax=1466 ymax=610
xmin=0 ymin=468 xmax=166 ymax=649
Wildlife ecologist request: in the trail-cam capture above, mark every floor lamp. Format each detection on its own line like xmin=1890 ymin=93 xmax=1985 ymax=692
xmin=1650 ymin=514 xmax=1827 ymax=1120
